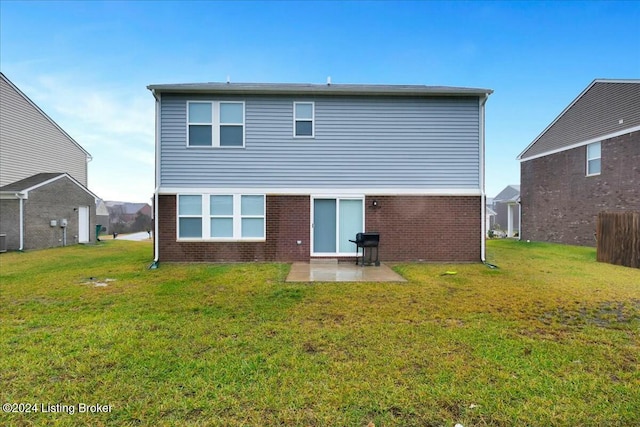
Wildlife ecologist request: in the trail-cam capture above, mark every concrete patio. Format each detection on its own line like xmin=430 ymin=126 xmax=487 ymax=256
xmin=286 ymin=260 xmax=406 ymax=282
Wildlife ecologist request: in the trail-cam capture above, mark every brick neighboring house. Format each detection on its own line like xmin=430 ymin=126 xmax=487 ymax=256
xmin=105 ymin=201 xmax=152 ymax=233
xmin=0 ymin=72 xmax=98 ymax=251
xmin=518 ymin=79 xmax=640 ymax=246
xmin=0 ymin=173 xmax=98 ymax=250
xmin=148 ymin=81 xmax=492 ymax=263
xmin=492 ymin=185 xmax=520 ymax=237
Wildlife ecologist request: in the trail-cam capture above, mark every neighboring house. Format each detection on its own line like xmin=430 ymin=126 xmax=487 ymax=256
xmin=0 ymin=173 xmax=98 ymax=250
xmin=517 ymin=79 xmax=640 ymax=246
xmin=0 ymin=73 xmax=98 ymax=250
xmin=148 ymin=81 xmax=492 ymax=263
xmin=96 ymin=200 xmax=110 ymax=234
xmin=492 ymin=185 xmax=520 ymax=237
xmin=105 ymin=201 xmax=152 ymax=233
xmin=485 ymin=205 xmax=497 ymax=236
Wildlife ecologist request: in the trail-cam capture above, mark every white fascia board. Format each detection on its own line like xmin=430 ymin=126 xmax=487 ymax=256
xmin=22 ymin=173 xmax=100 ymax=200
xmin=519 ymin=124 xmax=640 ymax=162
xmin=517 ymin=79 xmax=600 ymax=160
xmin=158 ymin=187 xmax=483 ymax=196
xmin=0 ymin=192 xmax=26 ymax=200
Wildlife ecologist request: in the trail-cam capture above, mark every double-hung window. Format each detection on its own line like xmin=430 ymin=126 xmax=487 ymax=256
xmin=187 ymin=102 xmax=213 ymax=147
xmin=178 ymin=194 xmax=265 ymax=240
xmin=178 ymin=195 xmax=203 ymax=238
xmin=586 ymin=141 xmax=601 ymax=176
xmin=294 ymin=102 xmax=314 ymax=137
xmin=187 ymin=101 xmax=245 ymax=147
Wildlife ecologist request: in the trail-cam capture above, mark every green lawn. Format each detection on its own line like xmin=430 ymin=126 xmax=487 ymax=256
xmin=1 ymin=240 xmax=638 ymax=426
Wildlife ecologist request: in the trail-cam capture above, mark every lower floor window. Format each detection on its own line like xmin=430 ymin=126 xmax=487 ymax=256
xmin=178 ymin=194 xmax=265 ymax=240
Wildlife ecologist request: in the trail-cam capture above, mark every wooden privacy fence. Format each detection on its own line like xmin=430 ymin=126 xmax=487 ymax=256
xmin=596 ymin=212 xmax=640 ymax=268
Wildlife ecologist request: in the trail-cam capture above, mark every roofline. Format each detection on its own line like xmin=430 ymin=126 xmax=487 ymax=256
xmin=147 ymin=81 xmax=493 ymax=97
xmin=519 ymin=124 xmax=640 ymax=162
xmin=0 ymin=172 xmax=99 ymax=200
xmin=517 ymin=79 xmax=640 ymax=160
xmin=0 ymin=72 xmax=93 ymax=161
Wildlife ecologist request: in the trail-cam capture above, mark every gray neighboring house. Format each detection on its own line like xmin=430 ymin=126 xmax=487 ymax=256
xmin=0 ymin=73 xmax=98 ymax=251
xmin=148 ymin=81 xmax=492 ymax=263
xmin=518 ymin=79 xmax=640 ymax=246
xmin=0 ymin=173 xmax=98 ymax=250
xmin=492 ymin=185 xmax=520 ymax=237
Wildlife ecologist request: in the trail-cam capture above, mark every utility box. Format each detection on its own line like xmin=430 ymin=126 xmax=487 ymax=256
xmin=50 ymin=220 xmax=57 ymax=227
xmin=60 ymin=218 xmax=68 ymax=228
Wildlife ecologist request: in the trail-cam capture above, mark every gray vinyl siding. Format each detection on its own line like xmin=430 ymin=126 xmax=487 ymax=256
xmin=159 ymin=94 xmax=480 ymax=189
xmin=521 ymin=82 xmax=640 ymax=159
xmin=0 ymin=77 xmax=88 ymax=187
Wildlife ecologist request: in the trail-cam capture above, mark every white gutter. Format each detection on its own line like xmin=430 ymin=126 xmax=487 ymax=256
xmin=479 ymin=93 xmax=489 ymax=262
xmin=517 ymin=198 xmax=522 ymax=241
xmin=18 ymin=193 xmax=26 ymax=250
xmin=152 ymin=90 xmax=161 ymax=265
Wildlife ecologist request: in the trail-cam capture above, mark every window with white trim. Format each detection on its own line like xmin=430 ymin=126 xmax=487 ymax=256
xmin=187 ymin=101 xmax=245 ymax=147
xmin=187 ymin=102 xmax=213 ymax=147
xmin=586 ymin=141 xmax=601 ymax=176
xmin=178 ymin=195 xmax=203 ymax=238
xmin=294 ymin=102 xmax=314 ymax=137
xmin=178 ymin=194 xmax=265 ymax=240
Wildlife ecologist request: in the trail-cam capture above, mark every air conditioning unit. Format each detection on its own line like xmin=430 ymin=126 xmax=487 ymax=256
xmin=0 ymin=234 xmax=7 ymax=253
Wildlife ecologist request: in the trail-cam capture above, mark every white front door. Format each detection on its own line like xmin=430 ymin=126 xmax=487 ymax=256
xmin=78 ymin=206 xmax=89 ymax=243
xmin=311 ymin=197 xmax=364 ymax=256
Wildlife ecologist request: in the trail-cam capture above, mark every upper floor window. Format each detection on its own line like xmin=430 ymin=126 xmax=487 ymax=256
xmin=586 ymin=141 xmax=601 ymax=176
xmin=294 ymin=102 xmax=314 ymax=138
xmin=187 ymin=101 xmax=245 ymax=147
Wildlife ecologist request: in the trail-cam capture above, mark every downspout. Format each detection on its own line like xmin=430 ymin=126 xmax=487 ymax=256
xmin=150 ymin=89 xmax=161 ymax=269
xmin=18 ymin=193 xmax=26 ymax=251
xmin=479 ymin=93 xmax=489 ymax=262
xmin=517 ymin=198 xmax=522 ymax=241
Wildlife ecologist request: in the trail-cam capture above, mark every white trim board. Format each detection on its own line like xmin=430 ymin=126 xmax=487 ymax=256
xmin=0 ymin=173 xmax=99 ymax=200
xmin=518 ymin=125 xmax=640 ymax=162
xmin=159 ymin=187 xmax=483 ymax=196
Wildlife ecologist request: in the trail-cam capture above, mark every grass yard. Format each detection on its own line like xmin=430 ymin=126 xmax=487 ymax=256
xmin=1 ymin=240 xmax=638 ymax=426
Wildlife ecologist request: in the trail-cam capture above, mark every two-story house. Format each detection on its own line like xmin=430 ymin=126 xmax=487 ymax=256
xmin=518 ymin=79 xmax=640 ymax=246
xmin=0 ymin=73 xmax=98 ymax=251
xmin=148 ymin=81 xmax=492 ymax=263
xmin=492 ymin=185 xmax=520 ymax=238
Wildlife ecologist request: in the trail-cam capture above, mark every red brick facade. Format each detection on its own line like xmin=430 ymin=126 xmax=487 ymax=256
xmin=521 ymin=130 xmax=640 ymax=246
xmin=158 ymin=194 xmax=481 ymax=262
xmin=365 ymin=195 xmax=480 ymax=261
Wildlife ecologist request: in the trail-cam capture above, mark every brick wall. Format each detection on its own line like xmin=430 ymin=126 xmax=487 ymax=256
xmin=0 ymin=199 xmax=20 ymax=250
xmin=23 ymin=177 xmax=97 ymax=250
xmin=521 ymin=130 xmax=640 ymax=246
xmin=158 ymin=195 xmax=310 ymax=262
xmin=159 ymin=194 xmax=481 ymax=262
xmin=365 ymin=196 xmax=481 ymax=262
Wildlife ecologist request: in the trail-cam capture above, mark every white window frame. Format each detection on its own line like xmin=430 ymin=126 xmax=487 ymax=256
xmin=310 ymin=195 xmax=364 ymax=257
xmin=293 ymin=101 xmax=315 ymax=138
xmin=177 ymin=194 xmax=204 ymax=238
xmin=186 ymin=101 xmax=245 ymax=148
xmin=176 ymin=194 xmax=265 ymax=241
xmin=187 ymin=101 xmax=213 ymax=147
xmin=586 ymin=141 xmax=601 ymax=176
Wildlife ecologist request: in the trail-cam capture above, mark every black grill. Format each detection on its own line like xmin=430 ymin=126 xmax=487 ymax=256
xmin=349 ymin=232 xmax=380 ymax=266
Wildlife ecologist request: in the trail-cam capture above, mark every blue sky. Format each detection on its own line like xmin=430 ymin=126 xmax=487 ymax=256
xmin=2 ymin=0 xmax=639 ymax=202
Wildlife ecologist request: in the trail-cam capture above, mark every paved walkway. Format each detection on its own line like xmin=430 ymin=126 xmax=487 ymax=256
xmin=286 ymin=261 xmax=406 ymax=282
xmin=111 ymin=232 xmax=152 ymax=241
